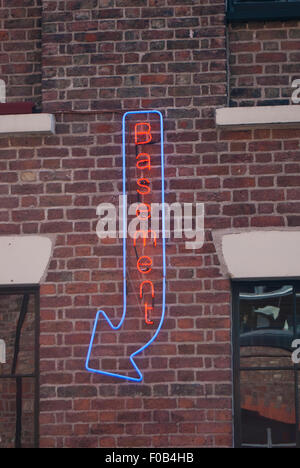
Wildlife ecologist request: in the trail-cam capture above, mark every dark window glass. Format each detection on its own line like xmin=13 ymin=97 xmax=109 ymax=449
xmin=0 ymin=287 xmax=39 ymax=449
xmin=227 ymin=0 xmax=300 ymax=22
xmin=233 ymin=281 xmax=300 ymax=448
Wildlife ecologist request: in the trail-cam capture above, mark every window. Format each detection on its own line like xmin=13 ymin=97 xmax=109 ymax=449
xmin=227 ymin=0 xmax=300 ymax=22
xmin=0 ymin=286 xmax=40 ymax=448
xmin=232 ymin=280 xmax=300 ymax=448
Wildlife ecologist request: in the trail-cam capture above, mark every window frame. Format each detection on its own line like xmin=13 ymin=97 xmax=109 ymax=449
xmin=232 ymin=278 xmax=300 ymax=448
xmin=227 ymin=0 xmax=300 ymax=23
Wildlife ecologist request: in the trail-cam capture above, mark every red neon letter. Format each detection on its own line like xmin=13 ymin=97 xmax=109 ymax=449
xmin=136 ymin=153 xmax=151 ymax=171
xmin=140 ymin=280 xmax=155 ymax=299
xmin=144 ymin=303 xmax=154 ymax=325
xmin=137 ymin=256 xmax=152 ymax=274
xmin=134 ymin=230 xmax=157 ymax=247
xmin=137 ymin=178 xmax=151 ymax=195
xmin=136 ymin=203 xmax=151 ymax=220
xmin=135 ymin=122 xmax=152 ymax=145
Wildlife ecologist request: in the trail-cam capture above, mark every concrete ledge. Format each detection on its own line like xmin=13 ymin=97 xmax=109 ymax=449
xmin=0 ymin=235 xmax=54 ymax=285
xmin=216 ymin=105 xmax=300 ymax=129
xmin=0 ymin=113 xmax=55 ymax=135
xmin=213 ymin=229 xmax=300 ymax=279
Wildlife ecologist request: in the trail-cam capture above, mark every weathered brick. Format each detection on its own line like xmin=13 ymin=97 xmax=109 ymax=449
xmin=1 ymin=0 xmax=298 ymax=451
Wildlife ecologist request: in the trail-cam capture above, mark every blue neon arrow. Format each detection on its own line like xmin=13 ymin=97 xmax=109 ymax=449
xmin=85 ymin=110 xmax=166 ymax=382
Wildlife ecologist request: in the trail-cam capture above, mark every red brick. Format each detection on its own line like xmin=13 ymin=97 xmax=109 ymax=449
xmin=223 ymin=177 xmax=255 ymax=189
xmin=251 ymin=216 xmax=285 ymax=227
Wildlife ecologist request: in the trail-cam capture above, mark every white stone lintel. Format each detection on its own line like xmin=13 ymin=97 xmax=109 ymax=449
xmin=213 ymin=229 xmax=300 ymax=279
xmin=0 ymin=235 xmax=54 ymax=285
xmin=0 ymin=113 xmax=55 ymax=136
xmin=216 ymin=105 xmax=300 ymax=129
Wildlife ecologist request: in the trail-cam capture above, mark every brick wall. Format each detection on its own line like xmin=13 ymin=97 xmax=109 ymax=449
xmin=229 ymin=20 xmax=300 ymax=107
xmin=217 ymin=126 xmax=300 ymax=228
xmin=0 ymin=0 xmax=300 ymax=449
xmin=0 ymin=0 xmax=42 ymax=110
xmin=39 ymin=0 xmax=232 ymax=448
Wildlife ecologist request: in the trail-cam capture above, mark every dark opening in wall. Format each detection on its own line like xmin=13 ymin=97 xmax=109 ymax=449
xmin=227 ymin=0 xmax=300 ymax=22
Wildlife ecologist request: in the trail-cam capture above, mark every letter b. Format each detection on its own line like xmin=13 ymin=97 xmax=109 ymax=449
xmin=135 ymin=122 xmax=152 ymax=145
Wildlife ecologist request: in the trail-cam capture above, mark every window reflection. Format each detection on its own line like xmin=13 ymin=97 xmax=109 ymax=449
xmin=241 ymin=370 xmax=296 ymax=448
xmin=240 ymin=285 xmax=296 ymax=354
xmin=234 ymin=282 xmax=300 ymax=448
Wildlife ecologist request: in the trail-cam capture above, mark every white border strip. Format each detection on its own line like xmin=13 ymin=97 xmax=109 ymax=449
xmin=216 ymin=105 xmax=300 ymax=128
xmin=0 ymin=113 xmax=55 ymax=135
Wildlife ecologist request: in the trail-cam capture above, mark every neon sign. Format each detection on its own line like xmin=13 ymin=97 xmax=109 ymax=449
xmin=86 ymin=110 xmax=166 ymax=382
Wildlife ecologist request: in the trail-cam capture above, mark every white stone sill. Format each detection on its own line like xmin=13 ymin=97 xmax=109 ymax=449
xmin=216 ymin=105 xmax=300 ymax=129
xmin=0 ymin=113 xmax=55 ymax=136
